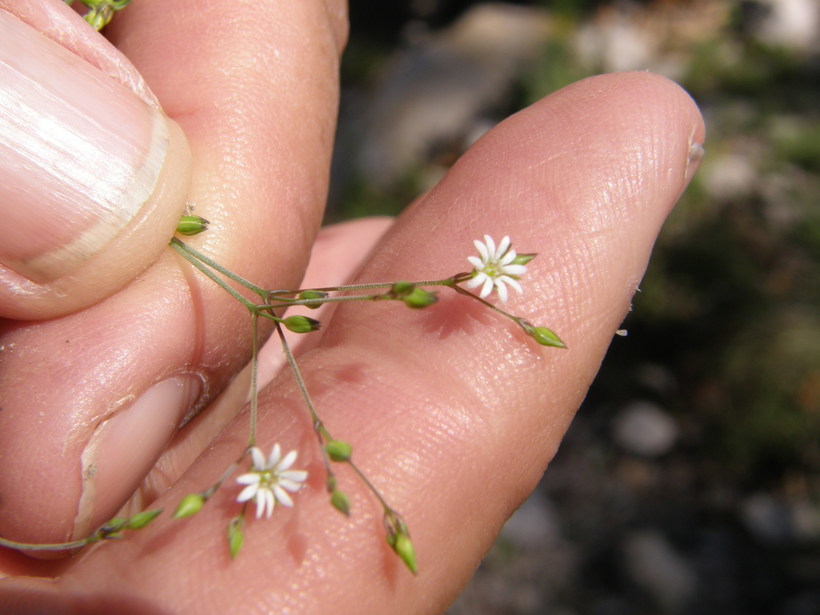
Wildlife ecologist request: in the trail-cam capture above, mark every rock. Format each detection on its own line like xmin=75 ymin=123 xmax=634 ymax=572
xmin=612 ymin=401 xmax=679 ymax=457
xmin=741 ymin=492 xmax=820 ymax=545
xmin=353 ymin=3 xmax=551 ymax=188
xmin=702 ymin=149 xmax=761 ymax=202
xmin=623 ymin=530 xmax=697 ymax=612
xmin=744 ymin=0 xmax=820 ymax=53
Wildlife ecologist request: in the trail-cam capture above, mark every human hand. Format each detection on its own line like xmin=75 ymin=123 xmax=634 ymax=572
xmin=0 ymin=1 xmax=704 ymax=613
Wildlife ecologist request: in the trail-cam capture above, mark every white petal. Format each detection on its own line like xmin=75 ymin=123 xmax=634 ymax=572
xmin=237 ymin=483 xmax=259 ymax=503
xmin=273 ymin=485 xmax=294 ymax=507
xmin=480 ymin=277 xmax=494 ymax=298
xmin=236 ymin=472 xmax=261 ymax=486
xmin=473 ymin=239 xmax=489 ymax=262
xmin=502 ymin=264 xmax=527 ymax=276
xmin=264 ymin=489 xmax=276 ymax=519
xmin=495 ymin=236 xmax=510 ymax=259
xmin=467 ymin=256 xmax=484 ymax=270
xmin=279 ymin=478 xmax=306 ymax=493
xmin=250 ymin=447 xmax=266 ymax=470
xmin=277 ymin=450 xmax=298 ymax=472
xmin=465 ymin=273 xmax=486 ymax=289
xmin=503 ymin=276 xmax=523 ymax=295
xmin=267 ymin=443 xmax=282 ymax=468
xmin=499 ymin=250 xmax=516 ymax=266
xmin=495 ymin=280 xmax=509 ymax=303
xmin=483 ymin=235 xmax=496 ymax=258
xmin=280 ymin=470 xmax=308 ymax=485
xmin=252 ymin=488 xmax=268 ymax=519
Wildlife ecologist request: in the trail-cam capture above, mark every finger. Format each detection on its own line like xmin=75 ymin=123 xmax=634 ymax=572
xmin=2 ymin=72 xmax=704 ymax=612
xmin=0 ymin=2 xmax=191 ymax=319
xmin=0 ymin=0 xmax=346 ymax=547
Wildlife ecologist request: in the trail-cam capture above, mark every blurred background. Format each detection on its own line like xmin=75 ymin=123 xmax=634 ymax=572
xmin=330 ymin=1 xmax=819 ymax=613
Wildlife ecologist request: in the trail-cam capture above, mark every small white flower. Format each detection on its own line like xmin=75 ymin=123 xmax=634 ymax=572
xmin=465 ymin=234 xmax=528 ymax=303
xmin=236 ymin=444 xmax=308 ymax=519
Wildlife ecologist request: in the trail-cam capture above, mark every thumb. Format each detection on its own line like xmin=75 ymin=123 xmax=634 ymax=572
xmin=0 ymin=6 xmax=190 ymax=320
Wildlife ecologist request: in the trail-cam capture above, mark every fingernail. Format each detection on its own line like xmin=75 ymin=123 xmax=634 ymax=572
xmin=0 ymin=10 xmax=170 ymax=283
xmin=73 ymin=376 xmax=202 ymax=538
xmin=684 ymin=141 xmax=705 ymax=185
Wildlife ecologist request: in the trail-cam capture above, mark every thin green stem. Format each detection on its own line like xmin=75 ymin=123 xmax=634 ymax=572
xmin=308 ymin=277 xmax=457 ymax=294
xmin=170 ymin=238 xmax=268 ymax=298
xmin=0 ymin=535 xmax=93 ymax=552
xmin=273 ymin=322 xmax=399 ymax=516
xmin=202 ymin=447 xmax=252 ymax=499
xmin=258 ymin=293 xmax=387 ymax=311
xmin=170 ymin=239 xmax=257 ymax=310
xmin=450 ymin=282 xmax=522 ymax=324
xmin=273 ymin=322 xmax=335 ymax=479
xmin=348 ymin=461 xmax=393 ymax=513
xmin=249 ymin=311 xmax=260 ymax=447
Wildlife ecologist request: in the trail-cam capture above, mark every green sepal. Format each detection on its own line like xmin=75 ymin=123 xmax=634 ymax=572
xmin=83 ymin=8 xmax=111 ymax=30
xmin=282 ymin=315 xmax=321 ymax=333
xmin=390 ymin=281 xmax=415 ymax=297
xmin=330 ymin=490 xmax=351 ymax=516
xmin=403 ymin=288 xmax=438 ymax=309
xmin=227 ymin=516 xmax=244 ymax=559
xmin=530 ymin=326 xmax=566 ymax=348
xmin=511 ymin=252 xmax=537 ymax=266
xmin=175 ymin=215 xmax=210 ymax=236
xmin=298 ymin=289 xmax=329 ymax=308
xmin=100 ymin=517 xmax=128 ymax=534
xmin=125 ymin=509 xmax=163 ymax=530
xmin=173 ymin=494 xmax=206 ymax=519
xmin=389 ymin=532 xmax=418 ymax=575
xmin=385 ymin=513 xmax=417 ymax=574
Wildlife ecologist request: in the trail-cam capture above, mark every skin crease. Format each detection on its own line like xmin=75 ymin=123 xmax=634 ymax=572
xmin=0 ymin=1 xmax=704 ymax=614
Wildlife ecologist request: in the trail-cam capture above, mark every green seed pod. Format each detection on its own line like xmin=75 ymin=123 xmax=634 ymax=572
xmin=325 ymin=440 xmax=353 ymax=462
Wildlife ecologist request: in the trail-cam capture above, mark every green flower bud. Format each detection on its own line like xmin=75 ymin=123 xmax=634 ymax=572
xmin=227 ymin=516 xmax=244 ymax=559
xmin=175 ymin=215 xmax=210 ymax=236
xmin=530 ymin=326 xmax=566 ymax=348
xmin=125 ymin=509 xmax=163 ymax=530
xmin=298 ymin=289 xmax=329 ymax=308
xmin=173 ymin=494 xmax=206 ymax=519
xmin=283 ymin=315 xmax=321 ymax=333
xmin=325 ymin=440 xmax=353 ymax=462
xmin=403 ymin=288 xmax=438 ymax=309
xmin=330 ymin=489 xmax=351 ymax=516
xmin=390 ymin=532 xmax=418 ymax=575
